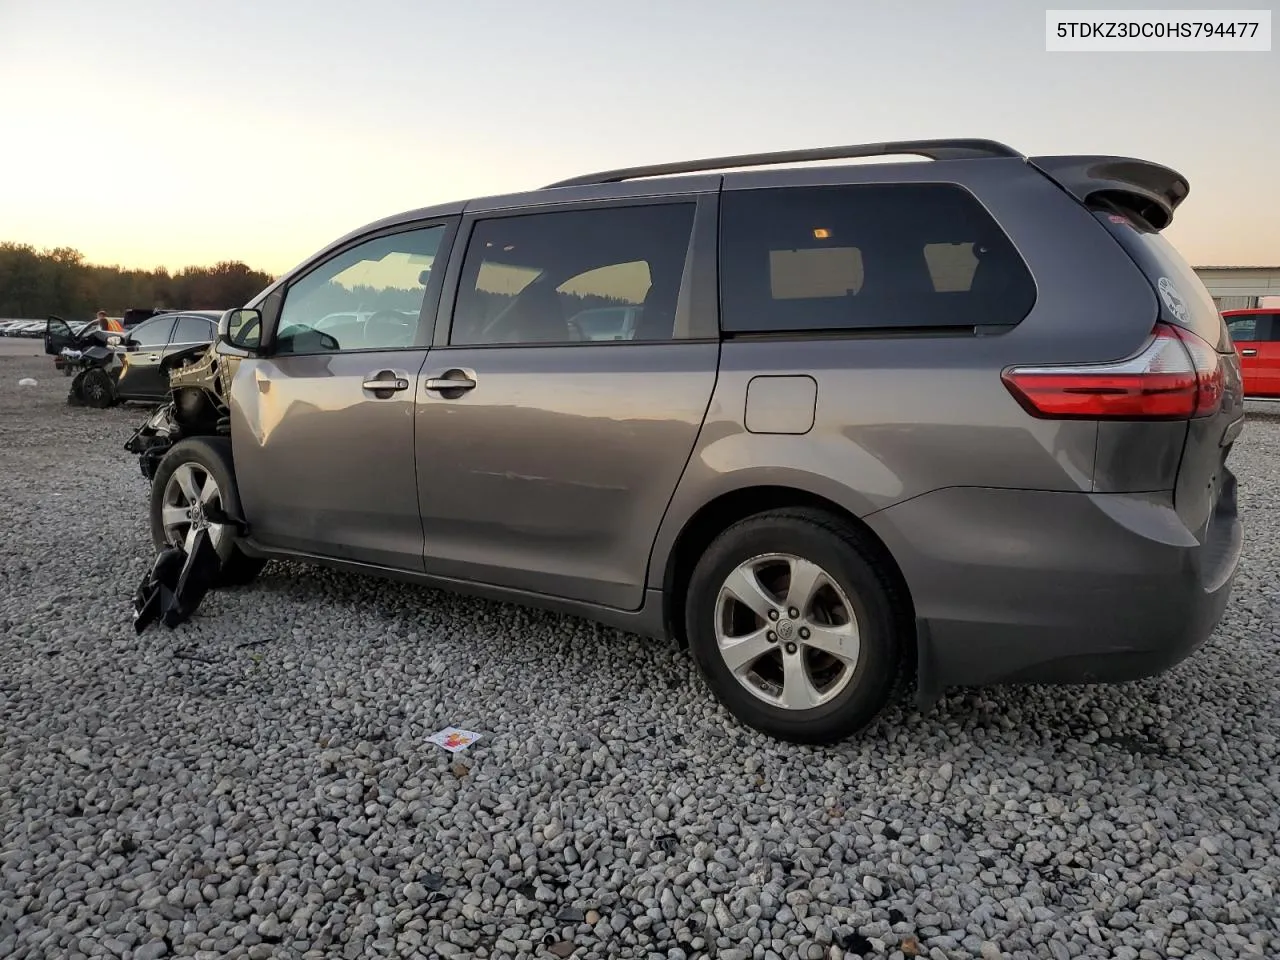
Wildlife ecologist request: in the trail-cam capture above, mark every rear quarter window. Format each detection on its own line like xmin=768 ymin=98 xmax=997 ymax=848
xmin=1091 ymin=207 xmax=1230 ymax=350
xmin=718 ymin=182 xmax=1036 ymax=334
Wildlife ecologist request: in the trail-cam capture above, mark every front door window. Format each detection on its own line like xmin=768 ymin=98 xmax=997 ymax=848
xmin=275 ymin=226 xmax=447 ymax=355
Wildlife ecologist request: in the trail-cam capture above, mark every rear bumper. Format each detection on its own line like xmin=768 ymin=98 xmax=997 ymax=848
xmin=864 ymin=479 xmax=1241 ymax=694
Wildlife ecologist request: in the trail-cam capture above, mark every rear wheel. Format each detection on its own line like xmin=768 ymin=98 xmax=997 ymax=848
xmin=685 ymin=508 xmax=905 ymax=744
xmin=149 ymin=441 xmax=266 ymax=587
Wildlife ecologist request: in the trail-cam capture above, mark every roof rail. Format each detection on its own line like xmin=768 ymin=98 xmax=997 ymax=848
xmin=543 ymin=138 xmax=1024 ymax=189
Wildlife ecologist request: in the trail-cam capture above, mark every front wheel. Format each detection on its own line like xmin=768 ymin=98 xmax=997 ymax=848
xmin=79 ymin=368 xmax=117 ymax=408
xmin=685 ymin=508 xmax=906 ymax=744
xmin=149 ymin=440 xmax=266 ymax=587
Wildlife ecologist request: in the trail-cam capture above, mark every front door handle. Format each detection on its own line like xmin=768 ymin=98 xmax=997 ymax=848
xmin=1240 ymin=349 xmax=1257 ymax=357
xmin=144 ymin=354 xmax=160 ymax=362
xmin=423 ymin=369 xmax=477 ymax=393
xmin=362 ymin=370 xmax=410 ymax=393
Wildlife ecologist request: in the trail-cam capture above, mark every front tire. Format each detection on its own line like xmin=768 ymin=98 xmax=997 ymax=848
xmin=149 ymin=439 xmax=266 ymax=588
xmin=79 ymin=368 xmax=117 ymax=408
xmin=685 ymin=508 xmax=906 ymax=744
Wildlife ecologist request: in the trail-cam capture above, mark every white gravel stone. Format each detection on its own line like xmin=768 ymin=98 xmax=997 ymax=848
xmin=1 ymin=363 xmax=1279 ymax=960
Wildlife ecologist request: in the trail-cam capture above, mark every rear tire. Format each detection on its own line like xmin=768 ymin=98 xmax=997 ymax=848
xmin=148 ymin=439 xmax=266 ymax=588
xmin=684 ymin=508 xmax=905 ymax=744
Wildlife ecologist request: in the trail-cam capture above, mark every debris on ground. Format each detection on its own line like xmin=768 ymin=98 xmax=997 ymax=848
xmin=426 ymin=727 xmax=482 ymax=752
xmin=131 ymin=526 xmax=223 ymax=632
xmin=18 ymin=377 xmax=37 ymax=386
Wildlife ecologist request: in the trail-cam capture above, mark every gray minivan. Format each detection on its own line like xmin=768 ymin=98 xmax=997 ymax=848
xmin=133 ymin=139 xmax=1245 ymax=743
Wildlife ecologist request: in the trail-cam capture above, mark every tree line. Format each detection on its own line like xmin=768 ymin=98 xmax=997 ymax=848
xmin=0 ymin=242 xmax=274 ymax=319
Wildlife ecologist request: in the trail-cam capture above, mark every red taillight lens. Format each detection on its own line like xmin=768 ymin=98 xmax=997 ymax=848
xmin=1002 ymin=323 xmax=1223 ymax=420
xmin=1169 ymin=325 xmax=1224 ymax=416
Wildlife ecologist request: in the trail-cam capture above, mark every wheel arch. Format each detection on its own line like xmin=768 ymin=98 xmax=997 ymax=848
xmin=659 ymin=484 xmax=917 ymax=653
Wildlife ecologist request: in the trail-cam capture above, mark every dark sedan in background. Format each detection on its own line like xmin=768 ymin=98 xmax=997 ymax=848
xmin=45 ymin=310 xmax=221 ymax=406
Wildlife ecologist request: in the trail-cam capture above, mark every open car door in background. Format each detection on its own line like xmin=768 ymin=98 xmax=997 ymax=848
xmin=43 ymin=316 xmax=77 ymax=356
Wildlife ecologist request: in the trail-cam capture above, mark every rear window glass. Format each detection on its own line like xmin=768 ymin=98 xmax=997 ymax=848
xmin=718 ymin=183 xmax=1036 ymax=334
xmin=171 ymin=315 xmax=213 ymax=343
xmin=129 ymin=317 xmax=175 ymax=348
xmin=1092 ymin=209 xmax=1229 ymax=350
xmin=1225 ymin=315 xmax=1259 ymax=341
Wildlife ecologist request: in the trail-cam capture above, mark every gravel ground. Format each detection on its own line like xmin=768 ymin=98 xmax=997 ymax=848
xmin=2 ymin=353 xmax=1279 ymax=960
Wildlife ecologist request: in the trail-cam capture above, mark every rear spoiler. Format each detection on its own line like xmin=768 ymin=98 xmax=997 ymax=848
xmin=1028 ymin=155 xmax=1189 ymax=230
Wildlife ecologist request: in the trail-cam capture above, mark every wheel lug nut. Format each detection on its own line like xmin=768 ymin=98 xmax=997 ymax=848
xmin=768 ymin=610 xmax=779 ymax=621
xmin=799 ymin=627 xmax=810 ymax=639
xmin=788 ymin=608 xmax=799 ymax=618
xmin=784 ymin=642 xmax=798 ymax=655
xmin=767 ymin=631 xmax=777 ymax=642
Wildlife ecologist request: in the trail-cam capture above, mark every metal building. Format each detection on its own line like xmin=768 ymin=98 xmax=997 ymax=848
xmin=1193 ymin=266 xmax=1280 ymax=311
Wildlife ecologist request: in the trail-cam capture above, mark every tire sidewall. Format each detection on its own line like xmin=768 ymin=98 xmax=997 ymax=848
xmin=685 ymin=513 xmax=900 ymax=742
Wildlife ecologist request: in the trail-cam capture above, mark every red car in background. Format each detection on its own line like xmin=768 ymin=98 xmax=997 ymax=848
xmin=1224 ymin=308 xmax=1280 ymax=399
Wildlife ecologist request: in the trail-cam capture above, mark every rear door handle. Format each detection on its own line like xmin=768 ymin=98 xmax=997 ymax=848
xmin=423 ymin=369 xmax=477 ymax=393
xmin=1240 ymin=349 xmax=1257 ymax=356
xmin=144 ymin=354 xmax=160 ymax=362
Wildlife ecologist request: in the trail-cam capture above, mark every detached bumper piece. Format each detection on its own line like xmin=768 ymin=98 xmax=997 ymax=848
xmin=132 ymin=524 xmax=224 ymax=633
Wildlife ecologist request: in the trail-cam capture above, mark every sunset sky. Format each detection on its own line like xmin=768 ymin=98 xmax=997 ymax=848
xmin=1 ymin=0 xmax=1276 ymax=276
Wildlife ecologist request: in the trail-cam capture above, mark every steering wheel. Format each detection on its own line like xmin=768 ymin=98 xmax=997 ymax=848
xmin=231 ymin=314 xmax=262 ymax=348
xmin=363 ymin=310 xmax=417 ymax=347
xmin=277 ymin=324 xmax=341 ymax=352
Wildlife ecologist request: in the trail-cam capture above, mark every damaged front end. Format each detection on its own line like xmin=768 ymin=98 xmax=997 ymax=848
xmin=125 ymin=342 xmax=238 ymax=481
xmin=44 ymin=316 xmax=125 ymax=408
xmin=127 ymin=342 xmax=249 ymax=632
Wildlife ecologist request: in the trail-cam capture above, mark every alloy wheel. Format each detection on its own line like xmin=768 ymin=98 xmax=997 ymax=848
xmin=161 ymin=463 xmax=234 ymax=560
xmin=714 ymin=552 xmax=861 ymax=710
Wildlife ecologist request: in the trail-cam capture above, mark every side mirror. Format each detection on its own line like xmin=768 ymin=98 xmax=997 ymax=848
xmin=219 ymin=307 xmax=263 ymax=353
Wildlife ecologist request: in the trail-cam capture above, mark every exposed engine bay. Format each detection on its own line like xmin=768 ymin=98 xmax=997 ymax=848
xmin=124 ymin=342 xmax=240 ymax=480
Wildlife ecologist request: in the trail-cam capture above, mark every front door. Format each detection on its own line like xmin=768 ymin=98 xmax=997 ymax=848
xmin=230 ymin=221 xmax=454 ymax=569
xmin=43 ymin=316 xmax=77 ymax=356
xmin=415 ymin=197 xmax=720 ymax=610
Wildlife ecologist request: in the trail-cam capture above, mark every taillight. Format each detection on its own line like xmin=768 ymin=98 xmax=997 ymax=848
xmin=1002 ymin=323 xmax=1224 ymax=420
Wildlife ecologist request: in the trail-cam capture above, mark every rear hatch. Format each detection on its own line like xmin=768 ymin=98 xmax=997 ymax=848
xmin=1085 ymin=207 xmax=1244 ymax=588
xmin=1007 ymin=156 xmax=1243 ymax=575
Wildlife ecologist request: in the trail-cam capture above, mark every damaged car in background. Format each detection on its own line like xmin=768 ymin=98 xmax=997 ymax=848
xmin=45 ymin=311 xmax=220 ymax=407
